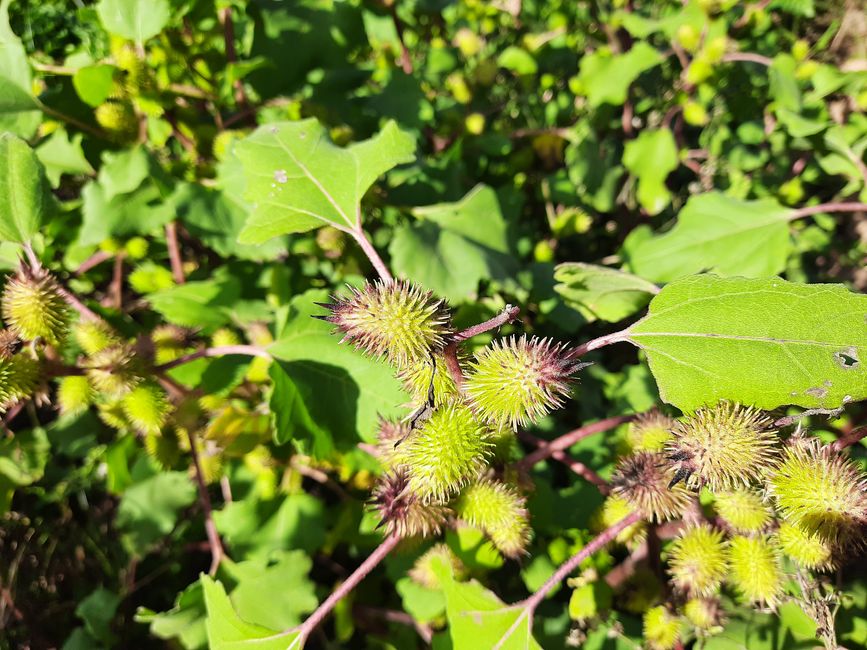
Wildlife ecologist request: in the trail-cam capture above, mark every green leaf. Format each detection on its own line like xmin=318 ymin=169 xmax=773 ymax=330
xmin=147 ymin=277 xmax=241 ymax=330
xmin=135 ymin=581 xmax=208 ymax=650
xmin=76 ymin=588 xmax=120 ymax=645
xmin=214 ymin=493 xmax=326 ymax=561
xmin=389 ymin=185 xmax=518 ymax=302
xmin=225 ymin=551 xmax=318 ymax=631
xmin=237 ymin=119 xmax=415 ymax=243
xmin=553 ymin=263 xmax=657 ymax=323
xmin=622 ymin=129 xmax=678 ymax=215
xmin=0 ymin=133 xmax=53 ymax=243
xmin=433 ymin=557 xmax=542 ymax=650
xmin=96 ymin=0 xmax=171 ymax=42
xmin=0 ymin=428 xmax=49 ymax=513
xmin=0 ymin=0 xmax=40 ymax=137
xmin=116 ymin=470 xmax=196 ymax=554
xmin=577 ymin=42 xmax=663 ymax=107
xmin=623 ymin=192 xmax=793 ymax=283
xmin=201 ymin=576 xmax=301 ymax=650
xmin=267 ymin=290 xmax=408 ymax=455
xmin=36 ymin=128 xmax=94 ymax=187
xmin=72 ymin=64 xmax=118 ymax=107
xmin=626 ymin=275 xmax=867 ymax=412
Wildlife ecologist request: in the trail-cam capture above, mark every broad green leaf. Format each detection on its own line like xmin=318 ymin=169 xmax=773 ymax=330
xmin=36 ymin=128 xmax=94 ymax=187
xmin=72 ymin=64 xmax=118 ymax=107
xmin=0 ymin=428 xmax=49 ymax=513
xmin=390 ymin=185 xmax=518 ymax=302
xmin=173 ymin=183 xmax=287 ymax=261
xmin=225 ymin=551 xmax=318 ymax=631
xmin=623 ymin=192 xmax=793 ymax=282
xmin=201 ymin=576 xmax=301 ymax=650
xmin=626 ymin=275 xmax=867 ymax=412
xmin=96 ymin=0 xmax=171 ymax=42
xmin=0 ymin=0 xmax=40 ymax=136
xmin=135 ymin=581 xmax=208 ymax=650
xmin=147 ymin=277 xmax=241 ymax=330
xmin=76 ymin=588 xmax=120 ymax=645
xmin=0 ymin=133 xmax=53 ymax=243
xmin=267 ymin=290 xmax=408 ymax=455
xmin=554 ymin=262 xmax=657 ymax=323
xmin=577 ymin=42 xmax=663 ymax=107
xmin=622 ymin=129 xmax=678 ymax=215
xmin=116 ymin=470 xmax=196 ymax=554
xmin=236 ymin=119 xmax=415 ymax=243
xmin=433 ymin=556 xmax=542 ymax=650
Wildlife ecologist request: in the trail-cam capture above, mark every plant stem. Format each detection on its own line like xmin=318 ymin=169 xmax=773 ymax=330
xmin=154 ymin=345 xmax=271 ymax=372
xmin=453 ymin=305 xmax=521 ymax=342
xmin=388 ymin=4 xmax=413 ymax=74
xmin=516 ymin=413 xmax=638 ymax=470
xmin=58 ymin=286 xmax=102 ymax=322
xmin=185 ymin=428 xmax=226 ymax=575
xmin=75 ymin=250 xmax=113 ymax=275
xmin=39 ymin=103 xmax=108 ymax=139
xmin=832 ymin=425 xmax=867 ymax=452
xmin=442 ymin=342 xmax=465 ymax=390
xmin=165 ymin=221 xmax=186 ymax=284
xmin=493 ymin=512 xmax=642 ymax=650
xmin=722 ymin=52 xmax=773 ymax=67
xmin=568 ymin=329 xmax=632 ymax=359
xmin=350 ymin=226 xmax=393 ymax=283
xmin=295 ymin=532 xmax=401 ymax=644
xmin=516 ymin=431 xmax=610 ymax=493
xmin=789 ymin=202 xmax=867 ymax=221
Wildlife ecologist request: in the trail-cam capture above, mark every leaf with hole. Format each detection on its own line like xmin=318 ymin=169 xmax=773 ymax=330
xmin=237 ymin=119 xmax=415 ymax=243
xmin=626 ymin=275 xmax=867 ymax=412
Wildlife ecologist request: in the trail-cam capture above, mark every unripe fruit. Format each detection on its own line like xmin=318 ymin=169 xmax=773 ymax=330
xmin=446 ymin=73 xmax=472 ymax=104
xmin=73 ymin=320 xmax=122 ymax=355
xmin=726 ymin=535 xmax=783 ymax=606
xmin=98 ymin=399 xmax=132 ymax=431
xmin=792 ymin=39 xmax=810 ymax=62
xmin=703 ymin=36 xmax=727 ymax=63
xmin=685 ymin=59 xmax=713 ymax=85
xmin=144 ymin=431 xmax=180 ymax=469
xmin=667 ymin=524 xmax=728 ymax=596
xmin=464 ymin=112 xmax=486 ymax=135
xmin=682 ymin=101 xmax=709 ymax=126
xmin=533 ymin=240 xmax=555 ymax=263
xmin=2 ymin=271 xmax=69 ymax=346
xmin=643 ymin=605 xmax=680 ymax=650
xmin=768 ymin=437 xmax=867 ymax=542
xmin=595 ymin=494 xmax=646 ymax=545
xmin=465 ymin=335 xmax=577 ymax=430
xmin=454 ymin=28 xmax=483 ymax=58
xmin=210 ymin=328 xmax=240 ymax=348
xmin=124 ymin=237 xmax=149 ymax=260
xmin=85 ymin=344 xmax=142 ymax=396
xmin=398 ymin=354 xmax=461 ymax=408
xmin=393 ymin=403 xmax=493 ymax=503
xmin=795 ymin=60 xmax=819 ymax=81
xmin=454 ymin=478 xmax=531 ymax=557
xmin=409 ymin=543 xmax=467 ymax=589
xmin=319 ymin=281 xmax=451 ymax=370
xmin=713 ymin=488 xmax=771 ymax=533
xmin=0 ymin=354 xmax=38 ymax=411
xmin=776 ymin=522 xmax=835 ymax=571
xmin=372 ymin=468 xmax=451 ymax=538
xmin=675 ymin=24 xmax=701 ymax=53
xmin=121 ymin=382 xmax=170 ymax=434
xmin=95 ymin=100 xmax=138 ymax=143
xmin=57 ymin=375 xmax=93 ymax=416
xmin=628 ymin=411 xmax=675 ymax=452
xmin=683 ymin=597 xmax=721 ymax=630
xmin=611 ymin=452 xmax=692 ymax=522
xmin=667 ymin=402 xmax=779 ymax=492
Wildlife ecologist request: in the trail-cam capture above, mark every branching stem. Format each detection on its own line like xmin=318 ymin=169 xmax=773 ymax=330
xmin=516 ymin=413 xmax=638 ymax=470
xmin=493 ymin=512 xmax=642 ymax=649
xmin=516 ymin=431 xmax=610 ymax=493
xmin=453 ymin=305 xmax=521 ymax=342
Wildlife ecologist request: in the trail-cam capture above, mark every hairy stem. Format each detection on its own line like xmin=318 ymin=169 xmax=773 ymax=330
xmin=442 ymin=342 xmax=465 ymax=390
xmin=295 ymin=532 xmax=401 ymax=643
xmin=185 ymin=429 xmax=225 ymax=575
xmin=350 ymin=227 xmax=393 ymax=283
xmin=832 ymin=425 xmax=867 ymax=452
xmin=493 ymin=512 xmax=642 ymax=649
xmin=789 ymin=202 xmax=867 ymax=221
xmin=516 ymin=431 xmax=609 ymax=493
xmin=453 ymin=305 xmax=521 ymax=342
xmin=568 ymin=329 xmax=632 ymax=359
xmin=516 ymin=413 xmax=638 ymax=470
xmin=154 ymin=345 xmax=271 ymax=372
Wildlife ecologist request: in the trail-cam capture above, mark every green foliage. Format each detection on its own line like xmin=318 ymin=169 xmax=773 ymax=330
xmin=3 ymin=0 xmax=867 ymax=648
